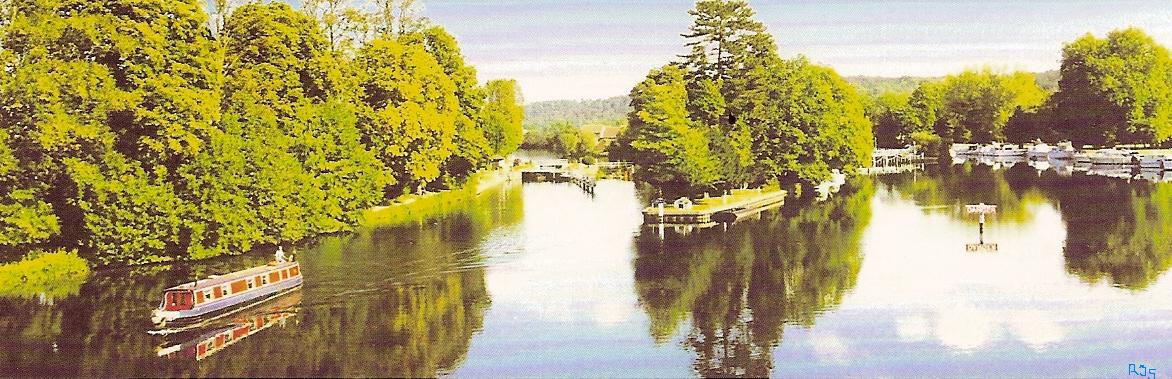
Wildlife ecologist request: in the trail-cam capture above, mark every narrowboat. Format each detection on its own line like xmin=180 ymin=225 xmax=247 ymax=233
xmin=151 ymin=256 xmax=303 ymax=326
xmin=157 ymin=290 xmax=301 ymax=361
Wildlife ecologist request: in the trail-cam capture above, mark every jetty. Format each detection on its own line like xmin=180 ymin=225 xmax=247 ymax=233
xmin=521 ymin=165 xmax=597 ymax=194
xmin=642 ymin=188 xmax=787 ymax=224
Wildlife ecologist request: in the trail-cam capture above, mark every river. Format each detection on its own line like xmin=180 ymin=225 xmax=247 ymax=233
xmin=2 ymin=160 xmax=1170 ymax=377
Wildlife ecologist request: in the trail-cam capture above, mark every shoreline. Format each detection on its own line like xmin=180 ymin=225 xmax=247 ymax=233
xmin=360 ymin=167 xmax=521 ymax=228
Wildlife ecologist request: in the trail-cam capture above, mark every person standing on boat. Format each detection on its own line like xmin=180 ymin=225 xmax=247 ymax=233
xmin=275 ymin=246 xmax=287 ymax=263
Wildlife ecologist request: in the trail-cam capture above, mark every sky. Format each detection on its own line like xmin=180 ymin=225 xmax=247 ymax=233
xmin=292 ymin=1 xmax=1172 ymax=102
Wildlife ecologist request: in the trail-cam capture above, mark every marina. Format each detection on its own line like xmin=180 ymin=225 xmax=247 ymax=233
xmin=952 ymin=142 xmax=1171 ymax=170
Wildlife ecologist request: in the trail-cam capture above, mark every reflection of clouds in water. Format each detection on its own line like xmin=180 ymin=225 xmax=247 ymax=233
xmin=809 ymin=330 xmax=850 ymax=364
xmin=935 ymin=305 xmax=995 ymax=352
xmin=849 ymin=192 xmax=1116 ymax=354
xmin=486 ymin=182 xmax=645 ymax=328
xmin=1008 ymin=310 xmax=1064 ymax=351
xmin=895 ymin=315 xmax=930 ymax=342
xmin=849 ymin=189 xmax=1172 ymax=356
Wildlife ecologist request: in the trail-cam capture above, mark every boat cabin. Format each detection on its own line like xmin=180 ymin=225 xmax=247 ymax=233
xmin=159 ymin=261 xmax=301 ymax=312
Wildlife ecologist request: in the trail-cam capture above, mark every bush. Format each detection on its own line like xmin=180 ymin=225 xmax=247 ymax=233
xmin=0 ymin=249 xmax=90 ymax=300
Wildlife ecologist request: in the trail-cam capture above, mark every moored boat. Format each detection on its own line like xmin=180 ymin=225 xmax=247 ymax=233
xmin=1090 ymin=148 xmax=1138 ymax=166
xmin=1026 ymin=143 xmax=1053 ymax=160
xmin=986 ymin=143 xmax=1026 ymax=157
xmin=1047 ymin=141 xmax=1076 ymax=160
xmin=953 ymin=144 xmax=981 ymax=156
xmin=152 ymin=252 xmax=303 ymax=326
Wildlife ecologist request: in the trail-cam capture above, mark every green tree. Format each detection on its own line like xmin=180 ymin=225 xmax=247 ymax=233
xmin=625 ymin=65 xmax=721 ymax=189
xmin=1052 ymin=28 xmax=1172 ymax=146
xmin=417 ymin=27 xmax=492 ymax=183
xmin=355 ymin=36 xmax=458 ymax=196
xmin=869 ymin=91 xmax=912 ymax=148
xmin=734 ymin=57 xmax=873 ymax=184
xmin=681 ymin=0 xmax=773 ymax=87
xmin=481 ymin=79 xmax=525 ymax=158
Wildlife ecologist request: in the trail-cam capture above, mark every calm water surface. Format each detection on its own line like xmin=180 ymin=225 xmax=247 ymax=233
xmin=2 ymin=162 xmax=1171 ymax=377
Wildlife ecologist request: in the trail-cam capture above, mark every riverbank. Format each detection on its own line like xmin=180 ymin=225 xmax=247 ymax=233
xmin=360 ymin=167 xmax=522 ymax=227
xmin=0 ymin=249 xmax=90 ymax=301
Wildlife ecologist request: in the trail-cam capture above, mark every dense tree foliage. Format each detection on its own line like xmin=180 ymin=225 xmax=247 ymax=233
xmin=521 ymin=121 xmax=600 ymax=161
xmin=866 ymin=70 xmax=1045 ymax=147
xmin=866 ymin=28 xmax=1170 ymax=149
xmin=1052 ymin=28 xmax=1172 ymax=147
xmin=613 ymin=0 xmax=873 ymax=191
xmin=0 ymin=1 xmax=523 ymax=265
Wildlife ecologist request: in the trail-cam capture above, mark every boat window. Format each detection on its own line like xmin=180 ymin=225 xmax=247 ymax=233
xmin=222 ymin=285 xmax=230 ymax=296
xmin=204 ymin=291 xmax=212 ymax=301
xmin=281 ymin=270 xmax=288 ymax=280
xmin=261 ymin=276 xmax=269 ymax=285
xmin=247 ymin=281 xmax=254 ymax=290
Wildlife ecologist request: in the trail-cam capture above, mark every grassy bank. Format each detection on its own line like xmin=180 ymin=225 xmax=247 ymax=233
xmin=360 ymin=168 xmax=521 ymax=227
xmin=0 ymin=249 xmax=90 ymax=300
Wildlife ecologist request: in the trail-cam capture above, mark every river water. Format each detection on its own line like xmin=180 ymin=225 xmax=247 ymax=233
xmin=2 ymin=160 xmax=1170 ymax=377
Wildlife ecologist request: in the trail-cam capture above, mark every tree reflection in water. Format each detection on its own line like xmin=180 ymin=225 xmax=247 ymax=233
xmin=0 ymin=184 xmax=523 ymax=377
xmin=879 ymin=162 xmax=1172 ymax=290
xmin=634 ymin=181 xmax=874 ymax=376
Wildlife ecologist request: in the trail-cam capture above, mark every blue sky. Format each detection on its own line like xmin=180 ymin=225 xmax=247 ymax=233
xmin=285 ymin=1 xmax=1172 ymax=102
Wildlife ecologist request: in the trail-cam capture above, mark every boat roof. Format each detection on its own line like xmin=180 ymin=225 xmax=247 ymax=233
xmin=165 ymin=261 xmax=299 ymax=292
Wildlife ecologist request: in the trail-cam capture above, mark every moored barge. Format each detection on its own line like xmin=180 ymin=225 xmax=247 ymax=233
xmin=151 ymin=259 xmax=303 ymax=326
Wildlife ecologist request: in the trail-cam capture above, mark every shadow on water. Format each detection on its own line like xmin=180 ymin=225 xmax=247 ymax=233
xmin=634 ymin=180 xmax=875 ymax=376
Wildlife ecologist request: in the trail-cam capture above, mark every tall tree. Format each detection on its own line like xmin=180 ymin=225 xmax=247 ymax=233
xmin=415 ymin=27 xmax=491 ymax=182
xmin=481 ymin=79 xmax=525 ymax=158
xmin=680 ymin=0 xmax=773 ymax=85
xmin=735 ymin=56 xmax=873 ymax=184
xmin=1052 ymin=28 xmax=1172 ymax=146
xmin=355 ymin=36 xmax=458 ymax=196
xmin=625 ymin=65 xmax=721 ymax=189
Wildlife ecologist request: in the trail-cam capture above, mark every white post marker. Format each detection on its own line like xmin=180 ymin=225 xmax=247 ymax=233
xmin=965 ymin=203 xmax=998 ymax=252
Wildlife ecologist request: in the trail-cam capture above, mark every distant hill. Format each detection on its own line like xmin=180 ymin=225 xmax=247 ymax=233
xmin=846 ymin=75 xmax=937 ymax=98
xmin=846 ymin=70 xmax=1061 ymax=97
xmin=524 ymin=70 xmax=1063 ymax=127
xmin=524 ymin=96 xmax=630 ymax=129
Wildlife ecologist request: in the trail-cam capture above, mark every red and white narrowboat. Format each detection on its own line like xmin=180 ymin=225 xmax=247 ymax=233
xmin=151 ymin=258 xmax=303 ymax=326
xmin=157 ymin=291 xmax=301 ymax=360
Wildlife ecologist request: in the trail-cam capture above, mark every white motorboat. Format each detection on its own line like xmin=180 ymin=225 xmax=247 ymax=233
xmin=952 ymin=144 xmax=981 ymax=156
xmin=1089 ymin=148 xmax=1138 ymax=166
xmin=1026 ymin=143 xmax=1053 ymax=160
xmin=986 ymin=144 xmax=1026 ymax=157
xmin=1047 ymin=141 xmax=1076 ymax=160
